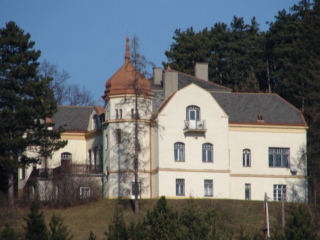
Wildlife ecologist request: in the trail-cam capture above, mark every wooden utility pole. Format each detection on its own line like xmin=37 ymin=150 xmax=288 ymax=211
xmin=264 ymin=193 xmax=270 ymax=239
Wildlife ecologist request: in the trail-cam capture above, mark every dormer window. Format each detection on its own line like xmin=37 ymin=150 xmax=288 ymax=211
xmin=184 ymin=105 xmax=206 ymax=132
xmin=186 ymin=105 xmax=200 ymax=121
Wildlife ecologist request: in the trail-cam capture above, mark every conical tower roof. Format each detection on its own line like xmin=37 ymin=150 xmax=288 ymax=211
xmin=103 ymin=37 xmax=152 ymax=100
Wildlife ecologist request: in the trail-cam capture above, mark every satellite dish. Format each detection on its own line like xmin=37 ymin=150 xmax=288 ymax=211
xmin=290 ymin=165 xmax=298 ymax=175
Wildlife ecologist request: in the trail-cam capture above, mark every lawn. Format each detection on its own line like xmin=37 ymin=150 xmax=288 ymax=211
xmin=0 ymin=198 xmax=307 ymax=240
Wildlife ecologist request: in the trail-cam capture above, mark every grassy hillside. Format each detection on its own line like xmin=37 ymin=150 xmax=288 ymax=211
xmin=0 ymin=198 xmax=311 ymax=240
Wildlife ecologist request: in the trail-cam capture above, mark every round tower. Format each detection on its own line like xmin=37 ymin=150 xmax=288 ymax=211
xmin=102 ymin=38 xmax=153 ymax=199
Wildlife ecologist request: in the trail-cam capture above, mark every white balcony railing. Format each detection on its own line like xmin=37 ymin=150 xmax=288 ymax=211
xmin=184 ymin=120 xmax=206 ymax=133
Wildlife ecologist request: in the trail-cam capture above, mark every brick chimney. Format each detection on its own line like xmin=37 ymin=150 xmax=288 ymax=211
xmin=195 ymin=62 xmax=208 ymax=81
xmin=164 ymin=68 xmax=178 ymax=99
xmin=153 ymin=67 xmax=162 ymax=86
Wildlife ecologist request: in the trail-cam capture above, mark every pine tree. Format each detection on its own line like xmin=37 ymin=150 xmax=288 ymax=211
xmin=164 ymin=17 xmax=266 ymax=92
xmin=284 ymin=205 xmax=318 ymax=240
xmin=105 ymin=207 xmax=128 ymax=240
xmin=180 ymin=204 xmax=205 ymax=239
xmin=88 ymin=231 xmax=96 ymax=240
xmin=49 ymin=214 xmax=73 ymax=240
xmin=0 ymin=21 xmax=66 ymax=206
xmin=0 ymin=224 xmax=18 ymax=240
xmin=142 ymin=196 xmax=181 ymax=240
xmin=24 ymin=201 xmax=49 ymax=240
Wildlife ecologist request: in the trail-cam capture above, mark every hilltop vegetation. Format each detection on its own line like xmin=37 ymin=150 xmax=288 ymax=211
xmin=1 ymin=198 xmax=318 ymax=240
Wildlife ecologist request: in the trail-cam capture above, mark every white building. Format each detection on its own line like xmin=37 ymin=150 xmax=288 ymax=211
xmin=20 ymin=38 xmax=308 ymax=202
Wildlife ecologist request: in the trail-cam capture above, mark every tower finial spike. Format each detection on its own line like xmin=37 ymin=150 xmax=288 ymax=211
xmin=125 ymin=37 xmax=130 ymax=64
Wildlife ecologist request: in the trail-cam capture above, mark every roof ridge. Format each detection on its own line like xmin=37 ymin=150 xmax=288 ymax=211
xmin=228 ymin=92 xmax=274 ymax=95
xmin=58 ymin=105 xmax=93 ymax=108
xmin=177 ymin=71 xmax=231 ymax=90
xmin=273 ymin=94 xmax=307 ymax=126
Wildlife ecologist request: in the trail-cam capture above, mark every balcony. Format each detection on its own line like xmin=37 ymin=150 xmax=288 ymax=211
xmin=34 ymin=164 xmax=102 ymax=179
xmin=184 ymin=120 xmax=206 ymax=133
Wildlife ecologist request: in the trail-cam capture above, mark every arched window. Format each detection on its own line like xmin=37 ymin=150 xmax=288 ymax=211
xmin=186 ymin=105 xmax=200 ymax=121
xmin=174 ymin=142 xmax=185 ymax=162
xmin=202 ymin=143 xmax=213 ymax=162
xmin=61 ymin=152 xmax=72 ymax=161
xmin=243 ymin=149 xmax=251 ymax=167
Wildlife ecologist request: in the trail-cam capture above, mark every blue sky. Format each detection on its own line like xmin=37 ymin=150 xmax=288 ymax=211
xmin=1 ymin=0 xmax=299 ymax=104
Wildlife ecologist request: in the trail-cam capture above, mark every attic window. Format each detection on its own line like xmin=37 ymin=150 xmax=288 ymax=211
xmin=257 ymin=114 xmax=264 ymax=123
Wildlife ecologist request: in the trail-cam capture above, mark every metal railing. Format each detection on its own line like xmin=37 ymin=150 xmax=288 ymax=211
xmin=184 ymin=120 xmax=206 ymax=132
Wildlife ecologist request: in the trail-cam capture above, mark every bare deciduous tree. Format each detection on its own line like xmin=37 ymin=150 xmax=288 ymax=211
xmin=40 ymin=60 xmax=95 ymax=106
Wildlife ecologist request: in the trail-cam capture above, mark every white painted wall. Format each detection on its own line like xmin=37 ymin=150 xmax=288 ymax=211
xmin=103 ymin=95 xmax=152 ymax=198
xmin=156 ymin=84 xmax=230 ymax=198
xmin=229 ymin=126 xmax=307 ymax=201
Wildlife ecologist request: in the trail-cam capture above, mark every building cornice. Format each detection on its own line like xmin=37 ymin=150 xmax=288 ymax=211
xmin=229 ymin=123 xmax=307 ymax=133
xmin=108 ymin=94 xmax=153 ymax=100
xmin=105 ymin=119 xmax=152 ymax=124
xmin=152 ymin=167 xmax=230 ymax=174
xmin=230 ymin=173 xmax=305 ymax=179
xmin=61 ymin=131 xmax=86 ymax=140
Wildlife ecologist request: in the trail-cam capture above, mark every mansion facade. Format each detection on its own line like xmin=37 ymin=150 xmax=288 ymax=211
xmin=19 ymin=38 xmax=308 ymax=202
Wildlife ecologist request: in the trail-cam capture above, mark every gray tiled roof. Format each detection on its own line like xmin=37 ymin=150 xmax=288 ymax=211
xmin=52 ymin=106 xmax=94 ymax=131
xmin=151 ymin=72 xmax=231 ymax=112
xmin=212 ymin=92 xmax=306 ymax=125
xmin=178 ymin=73 xmax=231 ymax=92
xmin=152 ymin=89 xmax=165 ymax=113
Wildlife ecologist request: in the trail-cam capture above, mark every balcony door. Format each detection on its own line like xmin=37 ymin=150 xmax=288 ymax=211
xmin=186 ymin=105 xmax=200 ymax=129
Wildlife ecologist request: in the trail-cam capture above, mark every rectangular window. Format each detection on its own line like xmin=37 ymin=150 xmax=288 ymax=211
xmin=79 ymin=187 xmax=91 ymax=199
xmin=93 ymin=147 xmax=98 ymax=167
xmin=131 ymin=182 xmax=141 ymax=198
xmin=245 ymin=183 xmax=251 ymax=200
xmin=88 ymin=150 xmax=92 ymax=166
xmin=204 ymin=179 xmax=213 ymax=197
xmin=273 ymin=184 xmax=287 ymax=201
xmin=269 ymin=148 xmax=289 ymax=167
xmin=20 ymin=167 xmax=26 ymax=180
xmin=243 ymin=149 xmax=251 ymax=167
xmin=115 ymin=109 xmax=122 ymax=119
xmin=176 ymin=179 xmax=185 ymax=196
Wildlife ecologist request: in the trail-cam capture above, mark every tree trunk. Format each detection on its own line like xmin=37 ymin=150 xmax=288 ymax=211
xmin=8 ymin=172 xmax=15 ymax=208
xmin=134 ymin=92 xmax=139 ymax=214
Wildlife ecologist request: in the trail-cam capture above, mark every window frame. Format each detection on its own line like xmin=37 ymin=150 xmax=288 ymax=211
xmin=131 ymin=182 xmax=141 ymax=198
xmin=174 ymin=142 xmax=185 ymax=162
xmin=269 ymin=148 xmax=290 ymax=168
xmin=243 ymin=149 xmax=251 ymax=167
xmin=186 ymin=105 xmax=200 ymax=121
xmin=20 ymin=167 xmax=26 ymax=180
xmin=88 ymin=150 xmax=92 ymax=166
xmin=204 ymin=179 xmax=213 ymax=197
xmin=93 ymin=147 xmax=98 ymax=167
xmin=202 ymin=143 xmax=213 ymax=163
xmin=61 ymin=152 xmax=72 ymax=161
xmin=176 ymin=179 xmax=185 ymax=196
xmin=79 ymin=186 xmax=91 ymax=199
xmin=245 ymin=183 xmax=251 ymax=200
xmin=115 ymin=108 xmax=122 ymax=119
xmin=273 ymin=184 xmax=287 ymax=201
